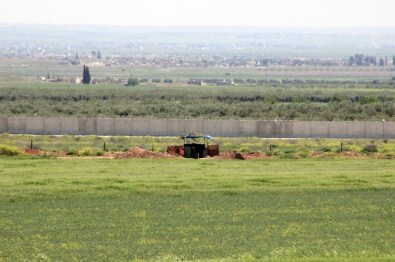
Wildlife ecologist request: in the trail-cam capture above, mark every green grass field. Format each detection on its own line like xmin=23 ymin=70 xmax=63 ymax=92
xmin=0 ymin=157 xmax=394 ymax=261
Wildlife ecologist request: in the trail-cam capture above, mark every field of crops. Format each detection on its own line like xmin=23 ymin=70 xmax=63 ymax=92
xmin=1 ymin=57 xmax=395 ymax=121
xmin=1 ymin=83 xmax=395 ymax=120
xmin=0 ymin=157 xmax=394 ymax=261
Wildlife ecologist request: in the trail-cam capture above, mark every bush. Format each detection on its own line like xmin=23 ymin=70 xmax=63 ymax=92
xmin=384 ymin=153 xmax=394 ymax=159
xmin=265 ymin=150 xmax=279 ymax=157
xmin=78 ymin=148 xmax=95 ymax=156
xmin=96 ymin=150 xmax=104 ymax=156
xmin=66 ymin=148 xmax=78 ymax=156
xmin=238 ymin=146 xmax=250 ymax=153
xmin=77 ymin=148 xmax=104 ymax=156
xmin=126 ymin=78 xmax=139 ymax=87
xmin=320 ymin=146 xmax=331 ymax=152
xmin=362 ymin=144 xmax=378 ymax=153
xmin=0 ymin=144 xmax=24 ymax=156
xmin=297 ymin=152 xmax=309 ymax=158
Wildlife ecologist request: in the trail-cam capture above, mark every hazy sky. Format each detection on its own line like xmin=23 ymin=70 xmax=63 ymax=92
xmin=1 ymin=0 xmax=395 ymax=27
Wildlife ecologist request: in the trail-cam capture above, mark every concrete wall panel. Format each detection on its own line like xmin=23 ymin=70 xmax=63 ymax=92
xmin=347 ymin=121 xmax=366 ymax=138
xmin=365 ymin=121 xmax=384 ymax=139
xmin=203 ymin=119 xmax=221 ymax=137
xmin=78 ymin=118 xmax=97 ymax=135
xmin=292 ymin=121 xmax=311 ymax=138
xmin=0 ymin=116 xmax=8 ymax=133
xmin=97 ymin=118 xmax=115 ymax=136
xmin=384 ymin=122 xmax=395 ymax=139
xmin=275 ymin=121 xmax=293 ymax=138
xmin=130 ymin=118 xmax=150 ymax=136
xmin=149 ymin=119 xmax=168 ymax=136
xmin=185 ymin=119 xmax=204 ymax=134
xmin=8 ymin=117 xmax=26 ymax=134
xmin=61 ymin=117 xmax=79 ymax=135
xmin=239 ymin=120 xmax=257 ymax=137
xmin=167 ymin=119 xmax=185 ymax=136
xmin=311 ymin=121 xmax=329 ymax=138
xmin=114 ymin=118 xmax=133 ymax=136
xmin=26 ymin=117 xmax=44 ymax=135
xmin=43 ymin=118 xmax=61 ymax=135
xmin=329 ymin=121 xmax=348 ymax=138
xmin=257 ymin=121 xmax=275 ymax=138
xmin=220 ymin=120 xmax=239 ymax=137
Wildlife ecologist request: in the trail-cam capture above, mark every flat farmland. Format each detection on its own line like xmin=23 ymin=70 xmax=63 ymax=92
xmin=1 ymin=59 xmax=394 ymax=81
xmin=2 ymin=57 xmax=395 ymax=121
xmin=1 ymin=84 xmax=395 ymax=120
xmin=0 ymin=157 xmax=394 ymax=261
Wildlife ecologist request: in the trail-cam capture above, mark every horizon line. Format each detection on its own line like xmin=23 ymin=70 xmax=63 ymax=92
xmin=1 ymin=23 xmax=395 ymax=29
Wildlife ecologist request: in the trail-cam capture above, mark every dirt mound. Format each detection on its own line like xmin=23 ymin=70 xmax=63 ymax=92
xmin=113 ymin=147 xmax=178 ymax=159
xmin=23 ymin=148 xmax=45 ymax=156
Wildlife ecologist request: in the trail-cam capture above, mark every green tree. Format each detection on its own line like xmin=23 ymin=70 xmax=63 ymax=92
xmin=82 ymin=65 xmax=91 ymax=85
xmin=126 ymin=78 xmax=139 ymax=86
xmin=379 ymin=58 xmax=385 ymax=66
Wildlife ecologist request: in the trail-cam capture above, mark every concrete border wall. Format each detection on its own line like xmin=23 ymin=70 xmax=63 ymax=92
xmin=26 ymin=117 xmax=44 ymax=135
xmin=8 ymin=117 xmax=26 ymax=134
xmin=329 ymin=121 xmax=348 ymax=138
xmin=0 ymin=116 xmax=8 ymax=133
xmin=0 ymin=116 xmax=394 ymax=138
xmin=43 ymin=118 xmax=62 ymax=135
xmin=79 ymin=118 xmax=96 ymax=135
xmin=61 ymin=117 xmax=79 ymax=135
xmin=97 ymin=118 xmax=115 ymax=136
xmin=384 ymin=122 xmax=395 ymax=139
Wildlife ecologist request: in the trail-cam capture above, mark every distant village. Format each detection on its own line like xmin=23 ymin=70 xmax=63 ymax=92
xmin=1 ymin=42 xmax=395 ymax=86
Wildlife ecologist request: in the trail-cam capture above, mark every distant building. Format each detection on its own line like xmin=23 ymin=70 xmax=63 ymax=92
xmin=188 ymin=79 xmax=206 ymax=86
xmin=216 ymin=79 xmax=234 ymax=86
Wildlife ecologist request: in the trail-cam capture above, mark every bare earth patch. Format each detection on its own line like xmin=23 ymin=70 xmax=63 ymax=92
xmin=19 ymin=147 xmax=393 ymax=160
xmin=113 ymin=147 xmax=179 ymax=159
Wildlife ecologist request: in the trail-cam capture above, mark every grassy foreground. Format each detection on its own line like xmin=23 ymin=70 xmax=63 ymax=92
xmin=0 ymin=158 xmax=394 ymax=261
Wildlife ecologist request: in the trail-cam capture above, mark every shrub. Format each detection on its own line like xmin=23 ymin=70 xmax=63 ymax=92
xmin=362 ymin=144 xmax=378 ymax=153
xmin=0 ymin=144 xmax=24 ymax=156
xmin=66 ymin=148 xmax=78 ymax=156
xmin=384 ymin=153 xmax=394 ymax=159
xmin=96 ymin=150 xmax=104 ymax=156
xmin=265 ymin=150 xmax=279 ymax=157
xmin=126 ymin=78 xmax=139 ymax=87
xmin=298 ymin=152 xmax=309 ymax=158
xmin=78 ymin=148 xmax=94 ymax=156
xmin=320 ymin=146 xmax=331 ymax=152
xmin=238 ymin=146 xmax=250 ymax=153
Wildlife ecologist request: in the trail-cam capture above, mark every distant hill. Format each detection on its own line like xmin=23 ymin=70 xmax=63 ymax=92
xmin=1 ymin=25 xmax=395 ymax=56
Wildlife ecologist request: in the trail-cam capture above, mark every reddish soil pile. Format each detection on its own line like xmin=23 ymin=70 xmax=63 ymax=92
xmin=114 ymin=147 xmax=179 ymax=159
xmin=23 ymin=148 xmax=45 ymax=156
xmin=21 ymin=147 xmax=385 ymax=160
